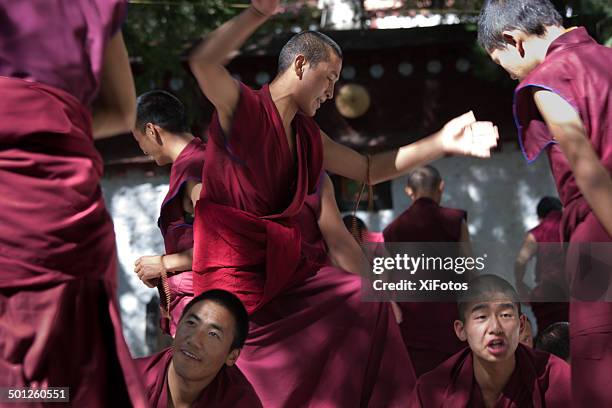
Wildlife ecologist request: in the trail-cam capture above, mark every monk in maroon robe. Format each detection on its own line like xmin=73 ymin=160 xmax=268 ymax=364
xmin=478 ymin=0 xmax=612 ymax=403
xmin=515 ymin=197 xmax=568 ymax=332
xmin=132 ymin=90 xmax=205 ymax=336
xmin=409 ymin=275 xmax=571 ymax=407
xmin=0 ymin=1 xmax=146 ymax=405
xmin=187 ymin=0 xmax=497 ymax=404
xmin=189 ymin=0 xmax=497 ymax=316
xmin=135 ymin=290 xmax=262 ymax=407
xmin=383 ymin=165 xmax=469 ymax=377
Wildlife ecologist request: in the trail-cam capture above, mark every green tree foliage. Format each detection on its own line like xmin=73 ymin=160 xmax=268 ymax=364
xmin=123 ymin=0 xmax=319 ymax=127
xmin=124 ymin=0 xmax=239 ymax=92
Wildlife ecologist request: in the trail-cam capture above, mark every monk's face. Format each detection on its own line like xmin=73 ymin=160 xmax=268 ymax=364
xmin=455 ymin=295 xmax=525 ymax=363
xmin=489 ymin=44 xmax=540 ymax=82
xmin=132 ymin=124 xmax=171 ymax=166
xmin=293 ymin=52 xmax=341 ymax=117
xmin=172 ymin=300 xmax=240 ymax=382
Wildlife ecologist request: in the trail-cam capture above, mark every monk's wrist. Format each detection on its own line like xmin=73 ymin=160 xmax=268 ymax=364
xmin=249 ymin=4 xmax=272 ymax=18
xmin=160 ymin=254 xmax=171 ymax=274
xmin=431 ymin=129 xmax=446 ymax=155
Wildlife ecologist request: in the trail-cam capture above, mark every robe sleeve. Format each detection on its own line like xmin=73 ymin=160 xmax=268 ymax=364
xmin=208 ymin=82 xmax=266 ymax=163
xmin=514 ymin=60 xmax=580 ymax=163
xmin=109 ymin=1 xmax=128 ymax=37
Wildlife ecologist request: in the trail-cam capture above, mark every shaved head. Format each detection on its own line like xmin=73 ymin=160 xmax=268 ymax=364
xmin=406 ymin=165 xmax=442 ymax=194
xmin=277 ymin=31 xmax=342 ymax=74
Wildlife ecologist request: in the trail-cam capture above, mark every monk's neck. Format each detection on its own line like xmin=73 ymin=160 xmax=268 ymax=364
xmin=531 ymin=25 xmax=567 ymax=63
xmin=168 ymin=133 xmax=195 ymax=163
xmin=412 ymin=193 xmax=441 ymax=204
xmin=473 ymin=354 xmax=516 ymax=407
xmin=167 ymin=360 xmax=214 ymax=408
xmin=269 ymin=79 xmax=299 ymax=129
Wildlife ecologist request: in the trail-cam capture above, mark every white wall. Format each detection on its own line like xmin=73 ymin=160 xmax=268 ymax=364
xmin=102 ymin=172 xmax=169 ymax=357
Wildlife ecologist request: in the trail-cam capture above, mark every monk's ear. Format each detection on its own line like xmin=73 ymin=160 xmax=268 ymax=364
xmin=404 ymin=186 xmax=415 ymax=200
xmin=438 ymin=180 xmax=445 ymax=194
xmin=454 ymin=320 xmax=467 ymax=342
xmin=225 ymin=348 xmax=241 ymax=367
xmin=294 ymin=55 xmax=306 ymax=80
xmin=145 ymin=123 xmax=156 ymax=141
xmin=502 ymin=29 xmax=526 ymax=57
xmin=518 ymin=313 xmax=526 ymax=334
xmin=152 ymin=125 xmax=165 ymax=145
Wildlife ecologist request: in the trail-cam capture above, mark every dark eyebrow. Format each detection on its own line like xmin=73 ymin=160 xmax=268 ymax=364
xmin=185 ymin=312 xmax=227 ymax=333
xmin=470 ymin=304 xmax=489 ymax=314
xmin=186 ymin=313 xmax=201 ymax=322
xmin=209 ymin=323 xmax=224 ymax=333
xmin=496 ymin=303 xmax=517 ymax=311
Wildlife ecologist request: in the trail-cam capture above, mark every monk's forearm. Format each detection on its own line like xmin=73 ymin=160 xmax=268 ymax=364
xmin=573 ymin=159 xmax=612 ymax=237
xmin=92 ymin=107 xmax=133 ymax=139
xmin=533 ymin=89 xmax=612 ymax=236
xmin=370 ymin=131 xmax=444 ymax=184
xmin=329 ymin=241 xmax=370 ymax=276
xmin=189 ymin=8 xmax=268 ymax=67
xmin=514 ymin=260 xmax=527 ymax=282
xmin=556 ymin=123 xmax=612 ymax=237
xmin=92 ymin=32 xmax=136 ymax=139
xmin=162 ymin=249 xmax=193 ymax=274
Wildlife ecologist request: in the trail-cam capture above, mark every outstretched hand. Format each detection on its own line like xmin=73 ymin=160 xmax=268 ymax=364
xmin=439 ymin=111 xmax=499 ymax=158
xmin=251 ymin=0 xmax=280 ymax=16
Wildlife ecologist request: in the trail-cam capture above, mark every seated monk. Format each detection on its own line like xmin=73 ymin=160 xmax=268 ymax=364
xmin=134 ymin=290 xmax=262 ymax=408
xmin=409 ymin=274 xmax=570 ymax=407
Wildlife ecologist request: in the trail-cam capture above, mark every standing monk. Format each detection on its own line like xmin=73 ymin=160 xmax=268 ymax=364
xmin=132 ymin=90 xmax=205 ymax=336
xmin=188 ymin=0 xmax=497 ymax=405
xmin=189 ymin=0 xmax=497 ymax=321
xmin=383 ymin=165 xmax=470 ymax=377
xmin=0 ymin=1 xmax=146 ymax=406
xmin=478 ymin=0 xmax=612 ymax=403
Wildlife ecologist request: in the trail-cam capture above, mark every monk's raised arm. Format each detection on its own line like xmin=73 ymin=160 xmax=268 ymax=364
xmin=321 ymin=112 xmax=498 ymax=184
xmin=188 ymin=0 xmax=278 ymax=135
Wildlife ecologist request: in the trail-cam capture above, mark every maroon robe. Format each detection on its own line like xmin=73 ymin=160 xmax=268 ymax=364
xmin=514 ymin=27 xmax=612 ymax=405
xmin=384 ymin=197 xmax=467 ymax=243
xmin=0 ymin=1 xmax=146 ymax=406
xmin=409 ymin=344 xmax=570 ymax=407
xmin=192 ymin=83 xmax=416 ymax=405
xmin=135 ymin=347 xmax=262 ymax=407
xmin=383 ymin=197 xmax=467 ymax=377
xmin=237 ymin=185 xmax=416 ymax=407
xmin=193 ymin=83 xmax=324 ymax=314
xmin=157 ymin=138 xmax=205 ymax=336
xmin=528 ymin=211 xmax=569 ymax=331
